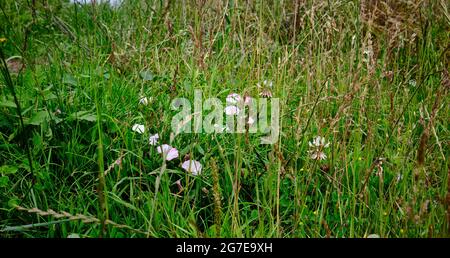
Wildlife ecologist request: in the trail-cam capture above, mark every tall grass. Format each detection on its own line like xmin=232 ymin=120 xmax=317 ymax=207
xmin=0 ymin=0 xmax=448 ymax=238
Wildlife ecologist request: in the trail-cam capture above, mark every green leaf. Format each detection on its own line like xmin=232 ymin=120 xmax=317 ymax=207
xmin=63 ymin=74 xmax=77 ymax=86
xmin=8 ymin=197 xmax=19 ymax=208
xmin=0 ymin=99 xmax=17 ymax=108
xmin=196 ymin=145 xmax=205 ymax=155
xmin=182 ymin=80 xmax=192 ymax=92
xmin=0 ymin=165 xmax=18 ymax=175
xmin=69 ymin=110 xmax=97 ymax=122
xmin=139 ymin=70 xmax=154 ymax=81
xmin=0 ymin=176 xmax=9 ymax=187
xmin=43 ymin=91 xmax=57 ymax=100
xmin=250 ymin=209 xmax=259 ymax=220
xmin=26 ymin=111 xmax=49 ymax=126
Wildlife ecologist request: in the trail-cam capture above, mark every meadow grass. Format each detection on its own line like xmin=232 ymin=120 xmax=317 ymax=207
xmin=0 ymin=0 xmax=449 ymax=238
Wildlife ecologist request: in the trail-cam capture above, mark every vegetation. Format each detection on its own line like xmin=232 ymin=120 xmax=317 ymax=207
xmin=0 ymin=0 xmax=449 ymax=237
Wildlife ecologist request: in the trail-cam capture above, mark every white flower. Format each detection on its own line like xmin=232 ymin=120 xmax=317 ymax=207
xmin=263 ymin=80 xmax=273 ymax=88
xmin=226 ymin=93 xmax=241 ymax=104
xmin=309 ymin=136 xmax=330 ymax=148
xmin=308 ymin=136 xmax=330 ymax=161
xmin=408 ymin=80 xmax=416 ymax=87
xmin=132 ymin=124 xmax=145 ymax=134
xmin=139 ymin=97 xmax=149 ymax=106
xmin=157 ymin=144 xmax=179 ymax=161
xmin=181 ymin=159 xmax=202 ymax=176
xmin=310 ymin=152 xmax=327 ymax=160
xmin=247 ymin=116 xmax=255 ymax=125
xmin=149 ymin=133 xmax=159 ymax=145
xmin=225 ymin=105 xmax=240 ymax=115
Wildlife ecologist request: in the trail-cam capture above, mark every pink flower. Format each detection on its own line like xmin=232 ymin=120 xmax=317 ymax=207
xmin=226 ymin=93 xmax=241 ymax=104
xmin=157 ymin=144 xmax=179 ymax=161
xmin=224 ymin=105 xmax=240 ymax=115
xmin=244 ymin=96 xmax=253 ymax=105
xmin=181 ymin=159 xmax=202 ymax=176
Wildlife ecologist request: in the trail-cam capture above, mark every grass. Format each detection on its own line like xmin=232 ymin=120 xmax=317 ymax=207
xmin=0 ymin=0 xmax=449 ymax=238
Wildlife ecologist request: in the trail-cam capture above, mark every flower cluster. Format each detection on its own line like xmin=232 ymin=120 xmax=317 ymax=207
xmin=225 ymin=92 xmax=255 ymax=125
xmin=131 ymin=98 xmax=202 ymax=176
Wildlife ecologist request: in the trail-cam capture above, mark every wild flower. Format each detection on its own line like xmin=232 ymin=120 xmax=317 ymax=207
xmin=181 ymin=159 xmax=202 ymax=176
xmin=139 ymin=97 xmax=149 ymax=106
xmin=226 ymin=93 xmax=241 ymax=104
xmin=225 ymin=105 xmax=240 ymax=115
xmin=308 ymin=136 xmax=330 ymax=160
xmin=263 ymin=80 xmax=273 ymax=88
xmin=258 ymin=80 xmax=273 ymax=98
xmin=149 ymin=133 xmax=159 ymax=145
xmin=157 ymin=144 xmax=179 ymax=161
xmin=224 ymin=93 xmax=243 ymax=116
xmin=131 ymin=124 xmax=145 ymax=134
xmin=244 ymin=96 xmax=252 ymax=105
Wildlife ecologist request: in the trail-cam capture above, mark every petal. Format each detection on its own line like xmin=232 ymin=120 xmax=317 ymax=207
xmin=225 ymin=105 xmax=240 ymax=115
xmin=139 ymin=97 xmax=148 ymax=105
xmin=226 ymin=93 xmax=241 ymax=104
xmin=182 ymin=160 xmax=202 ymax=175
xmin=149 ymin=133 xmax=159 ymax=145
xmin=244 ymin=96 xmax=253 ymax=105
xmin=166 ymin=148 xmax=179 ymax=161
xmin=310 ymin=153 xmax=317 ymax=160
xmin=132 ymin=124 xmax=145 ymax=134
xmin=157 ymin=144 xmax=171 ymax=154
xmin=313 ymin=137 xmax=319 ymax=146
